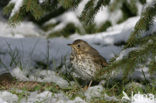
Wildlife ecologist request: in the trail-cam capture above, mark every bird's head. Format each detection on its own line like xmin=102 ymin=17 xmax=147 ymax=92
xmin=68 ymin=39 xmax=91 ymax=54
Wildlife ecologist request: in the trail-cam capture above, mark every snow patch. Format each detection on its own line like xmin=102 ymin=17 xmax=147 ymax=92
xmin=0 ymin=91 xmax=86 ymax=103
xmin=70 ymin=17 xmax=140 ymax=46
xmin=11 ymin=67 xmax=69 ymax=89
xmin=136 ymin=1 xmax=144 ymax=15
xmin=68 ymin=97 xmax=86 ymax=103
xmin=85 ymin=85 xmax=104 ymax=100
xmin=26 ymin=91 xmax=52 ymax=103
xmin=107 ymin=17 xmax=139 ymax=32
xmin=11 ymin=67 xmax=28 ymax=81
xmin=39 ymin=0 xmax=45 ymax=4
xmin=0 ymin=91 xmax=18 ymax=103
xmin=104 ymin=94 xmax=119 ymax=102
xmin=84 ymin=85 xmax=118 ymax=102
xmin=0 ymin=37 xmax=71 ymax=74
xmin=0 ymin=98 xmax=7 ymax=103
xmin=0 ymin=21 xmax=43 ymax=38
xmin=94 ymin=6 xmax=122 ymax=26
xmin=75 ymin=0 xmax=90 ymax=16
xmin=130 ymin=67 xmax=151 ymax=81
xmin=116 ymin=47 xmax=139 ymax=61
xmin=21 ymin=91 xmax=86 ymax=103
xmin=45 ymin=11 xmax=84 ymax=36
xmin=125 ymin=82 xmax=145 ymax=90
xmin=94 ymin=6 xmax=109 ymax=26
xmin=9 ymin=0 xmax=23 ymax=17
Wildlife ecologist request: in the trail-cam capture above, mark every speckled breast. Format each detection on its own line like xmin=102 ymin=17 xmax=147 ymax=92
xmin=70 ymin=54 xmax=98 ymax=80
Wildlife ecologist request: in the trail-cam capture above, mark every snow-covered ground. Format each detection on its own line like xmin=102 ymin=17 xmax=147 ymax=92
xmin=0 ymin=87 xmax=155 ymax=103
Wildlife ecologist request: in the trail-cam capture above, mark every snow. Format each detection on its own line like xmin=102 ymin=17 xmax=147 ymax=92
xmin=0 ymin=89 xmax=155 ymax=103
xmin=130 ymin=67 xmax=151 ymax=81
xmin=45 ymin=11 xmax=84 ymax=36
xmin=0 ymin=98 xmax=7 ymax=103
xmin=9 ymin=0 xmax=23 ymax=17
xmin=0 ymin=37 xmax=70 ymax=67
xmin=116 ymin=47 xmax=139 ymax=61
xmin=44 ymin=0 xmax=123 ymax=33
xmin=0 ymin=86 xmax=119 ymax=103
xmin=70 ymin=17 xmax=140 ymax=45
xmin=75 ymin=0 xmax=90 ymax=16
xmin=11 ymin=67 xmax=69 ymax=89
xmin=136 ymin=1 xmax=144 ymax=15
xmin=84 ymin=85 xmax=119 ymax=102
xmin=0 ymin=91 xmax=86 ymax=103
xmin=85 ymin=85 xmax=104 ymax=100
xmin=104 ymin=94 xmax=119 ymax=102
xmin=0 ymin=21 xmax=44 ymax=38
xmin=94 ymin=0 xmax=155 ymax=26
xmin=125 ymin=82 xmax=145 ymax=90
xmin=39 ymin=0 xmax=45 ymax=4
xmin=29 ymin=91 xmax=52 ymax=102
xmin=94 ymin=6 xmax=109 ymax=26
xmin=94 ymin=6 xmax=123 ymax=26
xmin=0 ymin=33 xmax=121 ymax=75
xmin=122 ymin=91 xmax=156 ymax=103
xmin=146 ymin=0 xmax=154 ymax=5
xmin=0 ymin=91 xmax=18 ymax=103
xmin=42 ymin=0 xmax=151 ymax=35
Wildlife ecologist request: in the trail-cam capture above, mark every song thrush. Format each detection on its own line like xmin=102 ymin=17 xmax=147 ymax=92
xmin=68 ymin=39 xmax=108 ymax=81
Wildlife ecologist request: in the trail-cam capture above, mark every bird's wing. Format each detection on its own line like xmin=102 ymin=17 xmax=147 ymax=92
xmin=87 ymin=48 xmax=108 ymax=67
xmin=92 ymin=54 xmax=108 ymax=67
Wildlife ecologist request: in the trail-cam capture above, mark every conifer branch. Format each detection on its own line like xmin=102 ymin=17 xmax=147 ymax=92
xmin=126 ymin=2 xmax=156 ymax=48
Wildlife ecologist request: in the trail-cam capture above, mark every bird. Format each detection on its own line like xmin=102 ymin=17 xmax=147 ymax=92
xmin=68 ymin=39 xmax=108 ymax=82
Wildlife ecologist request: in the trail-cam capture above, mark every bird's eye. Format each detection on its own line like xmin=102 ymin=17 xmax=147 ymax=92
xmin=77 ymin=44 xmax=80 ymax=48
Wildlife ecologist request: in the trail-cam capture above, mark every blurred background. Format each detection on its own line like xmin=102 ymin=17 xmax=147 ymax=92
xmin=0 ymin=0 xmax=153 ymax=38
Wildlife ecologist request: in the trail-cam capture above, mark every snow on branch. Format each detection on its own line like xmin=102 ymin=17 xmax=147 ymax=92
xmin=9 ymin=0 xmax=24 ymax=18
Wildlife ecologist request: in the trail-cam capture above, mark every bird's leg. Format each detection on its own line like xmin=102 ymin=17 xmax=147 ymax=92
xmin=83 ymin=80 xmax=92 ymax=90
xmin=88 ymin=80 xmax=92 ymax=87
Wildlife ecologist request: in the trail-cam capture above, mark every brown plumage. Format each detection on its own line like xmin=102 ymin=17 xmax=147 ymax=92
xmin=68 ymin=39 xmax=108 ymax=81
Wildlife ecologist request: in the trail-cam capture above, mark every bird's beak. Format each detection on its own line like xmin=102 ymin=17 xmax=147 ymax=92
xmin=67 ymin=44 xmax=72 ymax=46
